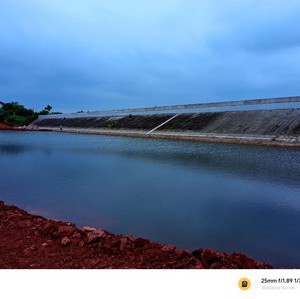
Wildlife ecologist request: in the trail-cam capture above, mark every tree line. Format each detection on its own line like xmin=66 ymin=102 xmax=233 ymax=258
xmin=0 ymin=101 xmax=61 ymax=126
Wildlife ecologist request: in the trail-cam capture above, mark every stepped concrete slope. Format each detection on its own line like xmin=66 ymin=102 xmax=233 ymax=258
xmin=33 ymin=97 xmax=300 ymax=147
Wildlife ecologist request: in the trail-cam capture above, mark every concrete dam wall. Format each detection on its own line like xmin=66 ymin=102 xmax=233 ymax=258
xmin=34 ymin=108 xmax=300 ymax=141
xmin=33 ymin=96 xmax=300 ymax=146
xmin=38 ymin=96 xmax=300 ymax=119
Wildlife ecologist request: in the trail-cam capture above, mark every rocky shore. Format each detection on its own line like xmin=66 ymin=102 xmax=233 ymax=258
xmin=0 ymin=201 xmax=272 ymax=269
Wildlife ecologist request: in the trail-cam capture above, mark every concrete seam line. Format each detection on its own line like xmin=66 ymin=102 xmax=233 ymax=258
xmin=146 ymin=114 xmax=180 ymax=135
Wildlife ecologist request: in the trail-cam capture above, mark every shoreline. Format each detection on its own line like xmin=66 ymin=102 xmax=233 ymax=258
xmin=1 ymin=123 xmax=300 ymax=147
xmin=0 ymin=201 xmax=272 ymax=269
xmin=35 ymin=126 xmax=300 ymax=148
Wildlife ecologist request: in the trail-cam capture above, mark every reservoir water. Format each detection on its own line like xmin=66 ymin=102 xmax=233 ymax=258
xmin=1 ymin=131 xmax=300 ymax=268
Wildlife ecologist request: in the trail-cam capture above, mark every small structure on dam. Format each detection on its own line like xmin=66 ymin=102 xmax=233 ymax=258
xmin=33 ymin=96 xmax=300 ymax=146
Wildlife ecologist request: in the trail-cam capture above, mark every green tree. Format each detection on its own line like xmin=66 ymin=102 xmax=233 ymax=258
xmin=45 ymin=105 xmax=52 ymax=112
xmin=0 ymin=101 xmax=38 ymax=126
xmin=38 ymin=104 xmax=53 ymax=115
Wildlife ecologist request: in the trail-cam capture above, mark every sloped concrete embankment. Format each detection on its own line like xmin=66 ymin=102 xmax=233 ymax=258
xmin=33 ymin=109 xmax=300 ymax=145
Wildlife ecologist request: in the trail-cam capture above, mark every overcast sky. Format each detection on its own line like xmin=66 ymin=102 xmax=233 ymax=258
xmin=1 ymin=0 xmax=300 ymax=112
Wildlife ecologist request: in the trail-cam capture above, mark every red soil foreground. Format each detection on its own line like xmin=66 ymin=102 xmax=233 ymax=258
xmin=0 ymin=201 xmax=272 ymax=269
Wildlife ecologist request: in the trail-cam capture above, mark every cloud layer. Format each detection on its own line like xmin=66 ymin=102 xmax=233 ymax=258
xmin=1 ymin=0 xmax=300 ymax=112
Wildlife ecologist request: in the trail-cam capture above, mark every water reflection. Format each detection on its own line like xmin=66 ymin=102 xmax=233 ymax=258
xmin=0 ymin=144 xmax=32 ymax=155
xmin=90 ymin=143 xmax=300 ymax=188
xmin=1 ymin=131 xmax=300 ymax=268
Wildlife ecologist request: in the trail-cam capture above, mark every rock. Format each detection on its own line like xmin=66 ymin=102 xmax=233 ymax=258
xmin=230 ymin=253 xmax=272 ymax=269
xmin=61 ymin=237 xmax=71 ymax=246
xmin=72 ymin=232 xmax=81 ymax=239
xmin=192 ymin=249 xmax=272 ymax=269
xmin=125 ymin=234 xmax=135 ymax=242
xmin=51 ymin=219 xmax=61 ymax=223
xmin=86 ymin=259 xmax=100 ymax=268
xmin=149 ymin=242 xmax=163 ymax=249
xmin=77 ymin=240 xmax=85 ymax=248
xmin=79 ymin=226 xmax=96 ymax=233
xmin=58 ymin=225 xmax=75 ymax=235
xmin=201 ymin=249 xmax=225 ymax=266
xmin=192 ymin=248 xmax=227 ymax=267
xmin=108 ymin=237 xmax=120 ymax=248
xmin=192 ymin=248 xmax=203 ymax=260
xmin=86 ymin=229 xmax=106 ymax=244
xmin=46 ymin=239 xmax=53 ymax=246
xmin=40 ymin=222 xmax=57 ymax=236
xmin=23 ymin=248 xmax=32 ymax=255
xmin=42 ymin=242 xmax=48 ymax=247
xmin=194 ymin=259 xmax=205 ymax=269
xmin=22 ymin=245 xmax=37 ymax=254
xmin=21 ymin=220 xmax=32 ymax=227
xmin=231 ymin=253 xmax=256 ymax=268
xmin=119 ymin=237 xmax=128 ymax=251
xmin=53 ymin=225 xmax=75 ymax=237
xmin=29 ymin=245 xmax=38 ymax=251
xmin=177 ymin=250 xmax=191 ymax=259
xmin=161 ymin=244 xmax=176 ymax=253
xmin=228 ymin=263 xmax=239 ymax=269
xmin=134 ymin=238 xmax=150 ymax=248
xmin=0 ymin=201 xmax=4 ymax=210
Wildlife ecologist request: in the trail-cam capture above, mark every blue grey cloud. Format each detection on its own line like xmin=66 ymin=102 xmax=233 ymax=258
xmin=0 ymin=0 xmax=300 ymax=112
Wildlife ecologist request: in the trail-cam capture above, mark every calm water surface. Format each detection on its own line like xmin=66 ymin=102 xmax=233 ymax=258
xmin=1 ymin=131 xmax=300 ymax=268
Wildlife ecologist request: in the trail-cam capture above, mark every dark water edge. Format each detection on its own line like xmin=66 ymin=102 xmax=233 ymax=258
xmin=1 ymin=131 xmax=300 ymax=268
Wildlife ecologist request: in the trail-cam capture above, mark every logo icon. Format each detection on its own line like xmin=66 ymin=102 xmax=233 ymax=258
xmin=238 ymin=278 xmax=251 ymax=290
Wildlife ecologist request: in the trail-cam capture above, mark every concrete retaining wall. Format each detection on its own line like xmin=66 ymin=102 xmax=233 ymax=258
xmin=38 ymin=96 xmax=300 ymax=119
xmin=34 ymin=108 xmax=300 ymax=136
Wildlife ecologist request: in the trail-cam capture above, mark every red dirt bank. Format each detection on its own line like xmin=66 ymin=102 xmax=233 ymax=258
xmin=0 ymin=201 xmax=272 ymax=269
xmin=0 ymin=123 xmax=16 ymax=130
